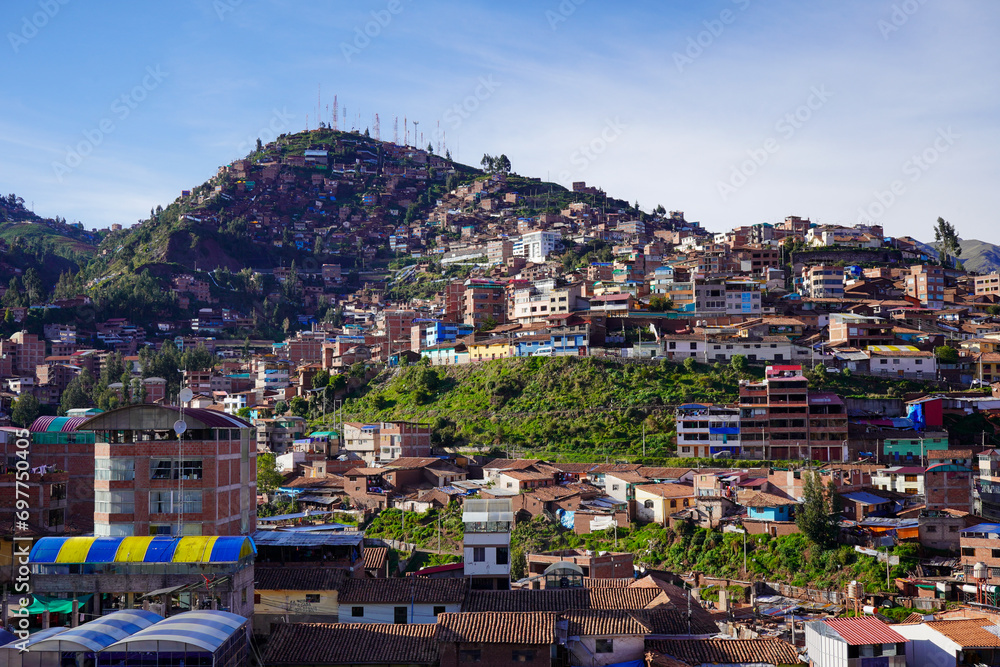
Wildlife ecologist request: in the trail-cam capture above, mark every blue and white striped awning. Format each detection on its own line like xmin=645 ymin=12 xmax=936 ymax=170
xmin=27 ymin=610 xmax=163 ymax=652
xmin=104 ymin=610 xmax=246 ymax=653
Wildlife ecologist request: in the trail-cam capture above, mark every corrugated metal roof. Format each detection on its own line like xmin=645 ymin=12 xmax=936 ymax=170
xmin=105 ymin=610 xmax=246 ymax=653
xmin=29 ymin=536 xmax=254 ymax=564
xmin=821 ymin=617 xmax=907 ymax=645
xmin=29 ymin=416 xmax=89 ymax=433
xmin=252 ymin=530 xmax=364 ymax=547
xmin=28 ymin=610 xmax=163 ymax=652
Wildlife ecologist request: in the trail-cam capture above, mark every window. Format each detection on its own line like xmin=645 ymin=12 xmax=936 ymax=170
xmin=433 ymin=606 xmax=446 ymax=617
xmin=95 ymin=490 xmax=135 ymax=514
xmin=460 ymin=650 xmax=482 ymax=663
xmin=496 ymin=547 xmax=509 ymax=565
xmin=962 ymin=547 xmax=976 ymax=556
xmin=991 ymin=548 xmax=1000 ymax=559
xmin=512 ymin=650 xmax=536 ymax=662
xmin=644 ymin=500 xmax=654 ymax=509
xmin=596 ymin=639 xmax=614 ymax=654
xmin=149 ymin=524 xmax=173 ymax=536
xmin=95 ymin=457 xmax=135 ymax=481
xmin=670 ymin=500 xmax=677 ymax=508
xmin=351 ymin=606 xmax=364 ymax=618
xmin=926 ymin=525 xmax=937 ymax=533
xmin=149 ymin=490 xmax=202 ymax=514
xmin=611 ymin=484 xmax=620 ymax=491
xmin=151 ymin=459 xmax=203 ymax=480
xmin=47 ymin=508 xmax=64 ymax=527
xmin=305 ymin=594 xmax=320 ymax=603
xmin=394 ymin=606 xmax=408 ymax=624
xmin=473 ymin=547 xmax=486 ymax=562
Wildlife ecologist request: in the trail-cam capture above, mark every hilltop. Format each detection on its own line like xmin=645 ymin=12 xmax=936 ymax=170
xmin=0 ymin=194 xmax=101 ymax=291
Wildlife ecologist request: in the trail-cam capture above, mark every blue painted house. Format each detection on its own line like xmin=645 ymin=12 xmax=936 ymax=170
xmin=742 ymin=491 xmax=798 ymax=522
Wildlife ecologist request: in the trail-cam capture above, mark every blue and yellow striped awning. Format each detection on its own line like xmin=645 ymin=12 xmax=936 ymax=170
xmin=29 ymin=536 xmax=255 ymax=564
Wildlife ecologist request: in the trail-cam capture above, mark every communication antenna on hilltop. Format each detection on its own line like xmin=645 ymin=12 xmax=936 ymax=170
xmin=317 ymin=84 xmax=321 ymax=127
xmin=393 ymin=116 xmax=399 ymax=145
xmin=404 ymin=116 xmax=408 ymax=146
xmin=333 ymin=95 xmax=338 ymax=130
xmin=374 ymin=114 xmax=381 ymax=141
xmin=342 ymin=105 xmax=347 ymax=130
xmin=413 ymin=121 xmax=420 ymax=148
xmin=436 ymin=121 xmax=442 ymax=154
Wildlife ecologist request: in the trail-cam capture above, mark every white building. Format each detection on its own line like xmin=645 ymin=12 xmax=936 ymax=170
xmin=514 ymin=230 xmax=561 ymax=262
xmin=337 ymin=578 xmax=465 ymax=624
xmin=871 ymin=466 xmax=925 ymax=495
xmin=867 ymin=345 xmax=937 ymax=379
xmin=805 ymin=617 xmax=907 ymax=667
xmin=462 ymin=498 xmax=512 ymax=590
xmin=674 ymin=403 xmax=742 ymax=459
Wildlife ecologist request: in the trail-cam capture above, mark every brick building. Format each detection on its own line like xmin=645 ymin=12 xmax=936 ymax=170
xmin=525 ymin=549 xmax=633 ymax=585
xmin=925 ymin=462 xmax=972 ymax=513
xmin=80 ymin=405 xmax=255 ymax=537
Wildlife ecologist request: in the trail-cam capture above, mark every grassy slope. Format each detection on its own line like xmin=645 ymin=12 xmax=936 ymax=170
xmin=335 ymin=357 xmax=941 ymax=462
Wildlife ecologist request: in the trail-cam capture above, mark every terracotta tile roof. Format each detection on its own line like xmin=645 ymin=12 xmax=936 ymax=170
xmin=502 ymin=470 xmax=555 ymax=481
xmin=584 ymin=577 xmax=635 ymax=588
xmin=565 ymin=608 xmax=698 ymax=636
xmin=646 ymin=638 xmax=799 ymax=666
xmin=820 ymin=617 xmax=907 ymax=645
xmin=484 ymin=458 xmax=543 ymax=471
xmin=465 ymin=588 xmax=662 ymax=612
xmin=635 ymin=483 xmax=696 ymax=498
xmin=383 ymin=457 xmax=442 ymax=468
xmin=338 ymin=576 xmax=467 ymax=604
xmin=437 ymin=611 xmax=556 ymax=644
xmin=255 ymin=566 xmax=345 ymax=591
xmin=263 ymin=623 xmax=438 ymax=665
xmin=739 ymin=491 xmax=798 ymax=508
xmin=363 ymin=546 xmax=388 ymax=572
xmin=549 ymin=463 xmax=598 ymax=473
xmin=637 ymin=467 xmax=694 ymax=480
xmin=925 ymin=618 xmax=1000 ymax=647
xmin=590 ymin=463 xmax=644 ymax=474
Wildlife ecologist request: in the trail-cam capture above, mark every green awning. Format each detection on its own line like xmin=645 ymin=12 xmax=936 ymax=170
xmin=24 ymin=594 xmax=92 ymax=614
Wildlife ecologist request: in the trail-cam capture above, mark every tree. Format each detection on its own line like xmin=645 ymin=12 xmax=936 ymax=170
xmin=935 ymin=345 xmax=959 ymax=364
xmin=255 ymin=138 xmax=263 ymax=152
xmin=11 ymin=393 xmax=40 ymax=428
xmin=312 ymin=370 xmax=331 ymax=390
xmin=22 ymin=268 xmax=43 ymax=305
xmin=683 ymin=357 xmax=697 ymax=373
xmin=730 ymin=354 xmax=748 ymax=378
xmin=933 ymin=216 xmax=961 ymax=267
xmin=274 ymin=400 xmax=288 ymax=415
xmin=796 ymin=472 xmax=838 ymax=548
xmin=256 ymin=452 xmax=284 ymax=495
xmin=289 ymin=396 xmax=309 ymax=418
xmin=648 ymin=295 xmax=673 ymax=312
xmin=426 ymin=142 xmax=434 ymax=154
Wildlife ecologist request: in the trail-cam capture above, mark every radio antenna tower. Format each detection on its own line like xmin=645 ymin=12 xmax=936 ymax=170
xmin=317 ymin=84 xmax=321 ymax=127
xmin=333 ymin=95 xmax=338 ymax=130
xmin=393 ymin=116 xmax=399 ymax=144
xmin=436 ymin=121 xmax=442 ymax=154
xmin=413 ymin=121 xmax=419 ymax=148
xmin=404 ymin=116 xmax=408 ymax=146
xmin=373 ymin=114 xmax=380 ymax=141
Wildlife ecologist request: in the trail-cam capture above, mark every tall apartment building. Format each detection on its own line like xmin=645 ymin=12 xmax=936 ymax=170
xmin=975 ymin=272 xmax=1000 ymax=296
xmin=674 ymin=404 xmax=741 ymax=458
xmin=81 ymin=405 xmax=255 ymax=537
xmin=463 ymin=279 xmax=507 ymax=329
xmin=975 ymin=449 xmax=1000 ymax=520
xmin=462 ymin=498 xmax=512 ymax=590
xmin=0 ymin=331 xmax=46 ymax=375
xmin=905 ymin=264 xmax=946 ymax=309
xmin=342 ymin=421 xmax=432 ymax=464
xmin=801 ymin=265 xmax=845 ymax=299
xmin=513 ymin=230 xmax=561 ymax=262
xmin=738 ymin=365 xmax=848 ymax=461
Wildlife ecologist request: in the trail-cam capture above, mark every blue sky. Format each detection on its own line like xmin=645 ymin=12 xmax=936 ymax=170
xmin=2 ymin=0 xmax=998 ymax=242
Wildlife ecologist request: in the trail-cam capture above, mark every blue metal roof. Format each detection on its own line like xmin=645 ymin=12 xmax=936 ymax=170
xmin=842 ymin=492 xmax=891 ymax=505
xmin=29 ymin=610 xmax=163 ymax=652
xmin=252 ymin=530 xmax=363 ymax=547
xmin=962 ymin=523 xmax=1000 ymax=535
xmin=0 ymin=626 xmax=68 ymax=650
xmin=88 ymin=537 xmax=126 ymax=562
xmin=104 ymin=611 xmax=247 ymax=653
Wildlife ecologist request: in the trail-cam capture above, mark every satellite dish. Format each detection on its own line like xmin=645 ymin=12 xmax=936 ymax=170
xmin=179 ymin=388 xmax=194 ymax=404
xmin=173 ymin=420 xmax=188 ymax=435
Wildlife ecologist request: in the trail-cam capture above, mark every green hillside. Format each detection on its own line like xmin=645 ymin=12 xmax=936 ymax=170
xmin=331 ymin=357 xmax=940 ymax=463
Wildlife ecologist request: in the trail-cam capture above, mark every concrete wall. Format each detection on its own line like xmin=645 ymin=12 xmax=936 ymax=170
xmin=568 ymin=636 xmax=644 ymax=667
